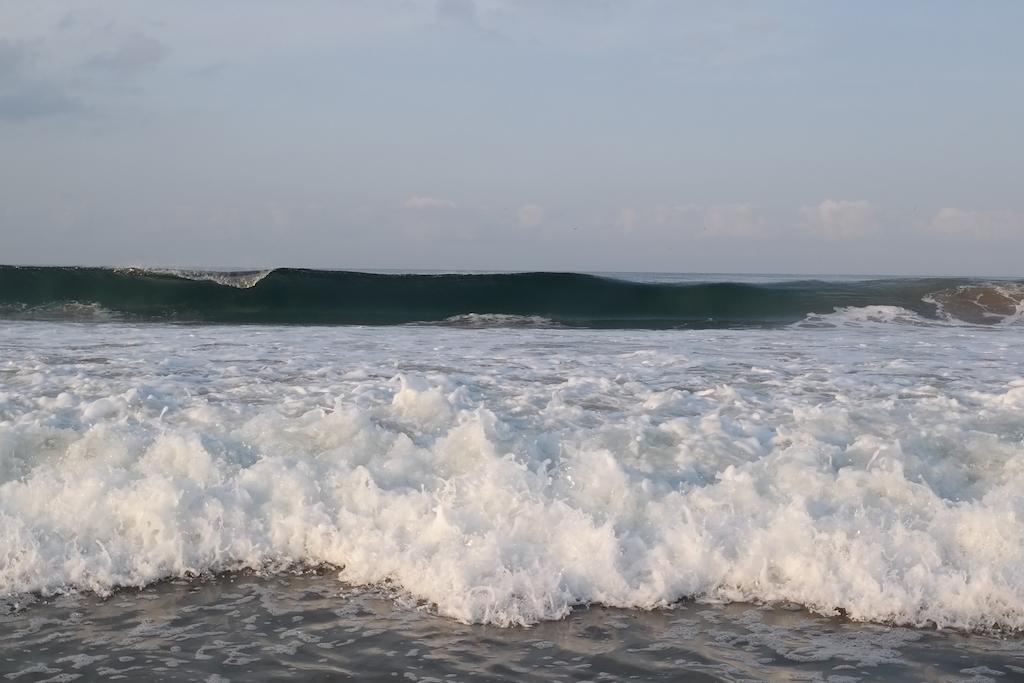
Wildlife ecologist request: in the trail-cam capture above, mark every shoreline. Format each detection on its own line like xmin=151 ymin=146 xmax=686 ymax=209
xmin=3 ymin=573 xmax=1022 ymax=682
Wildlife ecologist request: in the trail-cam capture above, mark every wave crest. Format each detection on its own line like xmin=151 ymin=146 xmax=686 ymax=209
xmin=925 ymin=283 xmax=1024 ymax=325
xmin=0 ymin=266 xmax=1021 ymax=328
xmin=115 ymin=267 xmax=272 ymax=289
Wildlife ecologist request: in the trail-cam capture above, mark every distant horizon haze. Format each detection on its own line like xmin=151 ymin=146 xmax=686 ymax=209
xmin=0 ymin=262 xmax=1021 ymax=281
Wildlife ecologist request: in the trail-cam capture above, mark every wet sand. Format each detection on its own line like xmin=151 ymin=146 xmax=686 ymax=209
xmin=2 ymin=574 xmax=1021 ymax=682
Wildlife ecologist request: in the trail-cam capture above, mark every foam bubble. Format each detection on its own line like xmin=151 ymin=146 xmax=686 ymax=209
xmin=1 ymin=322 xmax=1023 ymax=630
xmin=796 ymin=305 xmax=938 ymax=328
xmin=431 ymin=314 xmax=562 ymax=328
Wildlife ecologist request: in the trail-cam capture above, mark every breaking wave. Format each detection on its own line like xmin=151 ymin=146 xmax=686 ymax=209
xmin=3 ymin=324 xmax=1024 ymax=631
xmin=0 ymin=266 xmax=1021 ymax=328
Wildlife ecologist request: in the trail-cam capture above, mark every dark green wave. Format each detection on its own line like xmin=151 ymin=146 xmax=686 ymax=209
xmin=0 ymin=266 xmax=1010 ymax=328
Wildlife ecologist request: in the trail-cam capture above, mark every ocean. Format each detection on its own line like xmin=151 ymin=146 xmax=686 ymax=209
xmin=1 ymin=267 xmax=1023 ymax=681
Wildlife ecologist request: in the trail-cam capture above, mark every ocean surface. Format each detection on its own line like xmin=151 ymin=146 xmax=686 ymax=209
xmin=1 ymin=267 xmax=1023 ymax=680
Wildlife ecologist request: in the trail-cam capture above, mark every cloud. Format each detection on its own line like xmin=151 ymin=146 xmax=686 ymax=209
xmin=86 ymin=33 xmax=167 ymax=72
xmin=0 ymin=82 xmax=82 ymax=122
xmin=800 ymin=199 xmax=877 ymax=239
xmin=436 ymin=0 xmax=479 ymax=26
xmin=0 ymin=40 xmax=28 ymax=77
xmin=0 ymin=40 xmax=82 ymax=122
xmin=925 ymin=208 xmax=1024 ymax=239
xmin=517 ymin=203 xmax=545 ymax=227
xmin=404 ymin=196 xmax=457 ymax=210
xmin=619 ymin=207 xmax=639 ymax=234
xmin=647 ymin=203 xmax=766 ymax=237
xmin=702 ymin=203 xmax=762 ymax=236
xmin=0 ymin=21 xmax=169 ymax=124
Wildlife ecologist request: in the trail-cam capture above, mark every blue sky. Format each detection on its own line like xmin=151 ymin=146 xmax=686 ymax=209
xmin=2 ymin=1 xmax=1022 ymax=274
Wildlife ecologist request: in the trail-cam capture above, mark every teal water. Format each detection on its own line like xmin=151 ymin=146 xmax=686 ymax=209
xmin=2 ymin=265 xmax=1019 ymax=327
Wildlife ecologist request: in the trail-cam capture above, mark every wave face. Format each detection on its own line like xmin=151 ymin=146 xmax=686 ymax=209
xmin=2 ymin=266 xmax=1021 ymax=327
xmin=3 ymin=322 xmax=1024 ymax=630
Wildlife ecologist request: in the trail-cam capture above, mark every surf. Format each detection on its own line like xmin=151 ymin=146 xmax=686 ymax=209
xmin=2 ymin=265 xmax=1021 ymax=328
xmin=2 ymin=322 xmax=1024 ymax=631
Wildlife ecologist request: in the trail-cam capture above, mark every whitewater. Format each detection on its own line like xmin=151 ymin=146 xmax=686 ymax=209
xmin=2 ymin=313 xmax=1023 ymax=638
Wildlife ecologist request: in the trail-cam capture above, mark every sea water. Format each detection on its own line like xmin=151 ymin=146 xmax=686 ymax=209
xmin=1 ymin=308 xmax=1023 ymax=679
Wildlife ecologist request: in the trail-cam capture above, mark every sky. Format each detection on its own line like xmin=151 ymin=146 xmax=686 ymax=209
xmin=1 ymin=0 xmax=1023 ymax=275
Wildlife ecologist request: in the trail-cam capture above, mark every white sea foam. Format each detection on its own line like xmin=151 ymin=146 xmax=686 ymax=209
xmin=431 ymin=313 xmax=562 ymax=328
xmin=1 ymin=322 xmax=1023 ymax=630
xmin=796 ymin=305 xmax=940 ymax=328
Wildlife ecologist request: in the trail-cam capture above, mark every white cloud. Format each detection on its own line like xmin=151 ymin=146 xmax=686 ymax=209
xmin=702 ymin=203 xmax=762 ymax=236
xmin=646 ymin=203 xmax=765 ymax=237
xmin=517 ymin=203 xmax=544 ymax=227
xmin=404 ymin=196 xmax=457 ymax=210
xmin=619 ymin=207 xmax=638 ymax=234
xmin=800 ymin=199 xmax=877 ymax=239
xmin=925 ymin=208 xmax=1024 ymax=239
